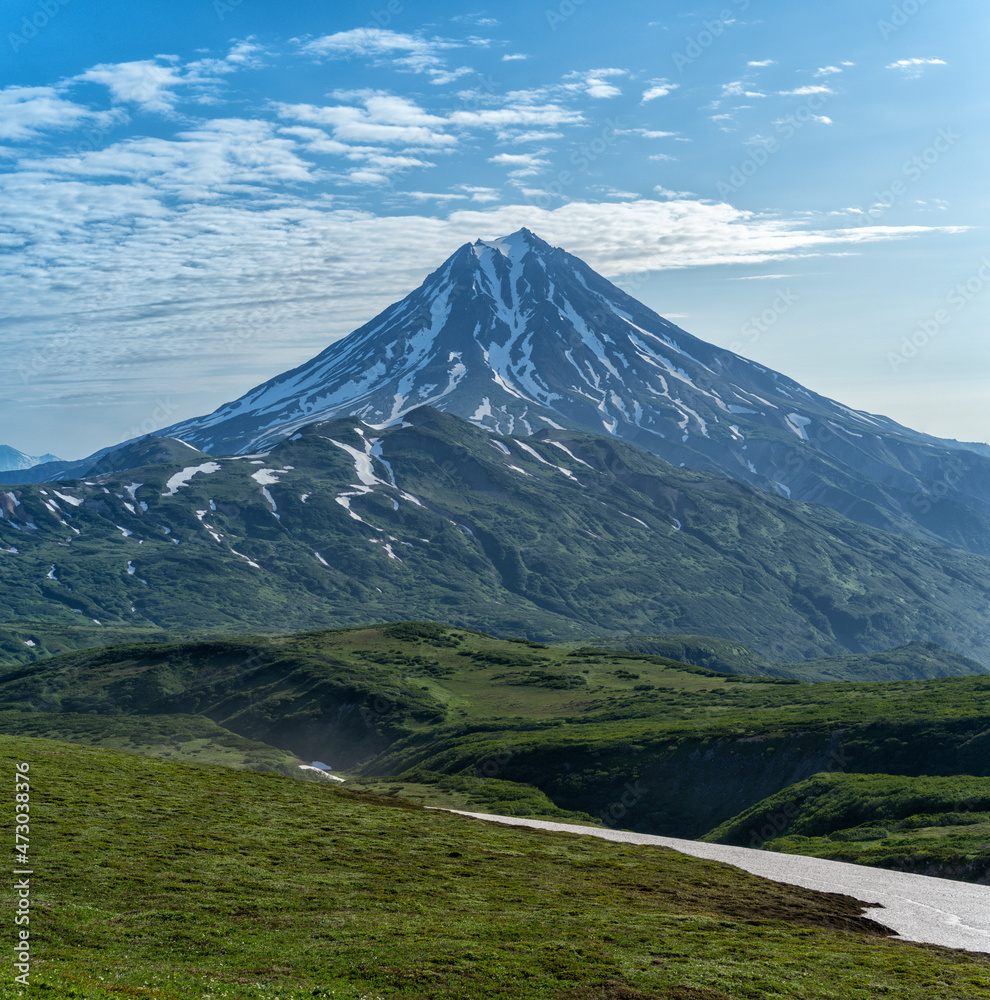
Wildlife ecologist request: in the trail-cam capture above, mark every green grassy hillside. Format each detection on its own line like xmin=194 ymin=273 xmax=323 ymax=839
xmin=5 ymin=409 xmax=990 ymax=664
xmin=4 ymin=733 xmax=989 ymax=999
xmin=0 ymin=709 xmax=302 ymax=774
xmin=702 ymin=773 xmax=990 ymax=883
xmin=0 ymin=621 xmax=222 ymax=668
xmin=582 ymin=636 xmax=984 ymax=682
xmin=3 ymin=622 xmax=990 ymax=853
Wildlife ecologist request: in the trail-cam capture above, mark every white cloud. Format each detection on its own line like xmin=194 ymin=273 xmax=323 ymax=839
xmin=886 ymin=58 xmax=947 ymax=79
xmin=76 ymin=59 xmax=185 ymax=112
xmin=428 ymin=66 xmax=474 ymax=86
xmin=815 ymin=66 xmax=843 ymax=77
xmin=21 ymin=119 xmax=320 ymax=200
xmin=74 ymin=45 xmax=265 ymax=113
xmin=488 ymin=152 xmax=549 ymax=178
xmin=779 ymin=85 xmax=834 ymax=96
xmin=502 ymin=53 xmax=528 ymax=61
xmin=303 ymin=28 xmax=445 ymax=63
xmin=747 ymin=60 xmax=776 ymax=67
xmin=505 ymin=130 xmax=564 ymax=144
xmin=729 ymin=273 xmax=796 ymax=280
xmin=654 ymin=185 xmax=696 ymax=199
xmin=275 ymin=95 xmax=454 ymax=148
xmin=772 ymin=114 xmax=832 ymax=127
xmin=0 ymin=87 xmax=114 ymax=141
xmin=300 ymin=28 xmax=481 ymax=84
xmin=562 ymin=69 xmax=627 ymax=100
xmin=649 ymin=153 xmax=677 ymax=162
xmin=399 ymin=191 xmax=468 ymax=202
xmin=642 ymin=79 xmax=679 ymax=102
xmin=449 ymin=104 xmax=582 ymax=130
xmin=593 ymin=186 xmax=641 ymax=199
xmin=456 ymin=185 xmax=501 ymax=202
xmin=720 ymin=81 xmax=767 ymax=98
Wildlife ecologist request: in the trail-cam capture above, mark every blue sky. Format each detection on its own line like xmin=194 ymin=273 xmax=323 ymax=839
xmin=2 ymin=0 xmax=987 ymax=458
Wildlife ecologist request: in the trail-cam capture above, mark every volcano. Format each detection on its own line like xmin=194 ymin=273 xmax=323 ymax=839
xmin=159 ymin=229 xmax=990 ymax=556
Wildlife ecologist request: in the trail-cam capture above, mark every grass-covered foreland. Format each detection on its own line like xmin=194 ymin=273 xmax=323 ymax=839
xmin=3 ymin=621 xmax=990 ymax=866
xmin=703 ymin=773 xmax=990 ymax=883
xmin=0 ymin=709 xmax=301 ymax=774
xmin=5 ymin=733 xmax=990 ymax=1000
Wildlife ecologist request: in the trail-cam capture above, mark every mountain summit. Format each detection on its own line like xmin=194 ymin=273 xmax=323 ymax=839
xmin=167 ymin=226 xmax=867 ymax=461
xmin=160 ymin=229 xmax=990 ymax=556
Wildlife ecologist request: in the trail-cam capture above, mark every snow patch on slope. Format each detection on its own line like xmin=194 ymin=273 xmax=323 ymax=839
xmin=162 ymin=463 xmax=221 ymax=496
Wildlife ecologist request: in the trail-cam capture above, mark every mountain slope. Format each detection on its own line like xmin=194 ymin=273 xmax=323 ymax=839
xmin=3 ymin=408 xmax=990 ymax=664
xmin=7 ymin=621 xmax=990 ymax=841
xmin=148 ymin=228 xmax=990 ymax=558
xmin=0 ymin=444 xmax=59 ymax=473
xmin=587 ymin=635 xmax=988 ymax=682
xmin=17 ymin=734 xmax=987 ymax=1000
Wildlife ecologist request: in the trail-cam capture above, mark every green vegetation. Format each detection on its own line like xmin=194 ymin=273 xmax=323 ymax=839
xmin=3 ymin=621 xmax=990 ymax=872
xmin=589 ymin=636 xmax=987 ymax=683
xmin=5 ymin=733 xmax=990 ymax=1000
xmin=4 ymin=410 xmax=990 ymax=665
xmin=346 ymin=770 xmax=597 ymax=822
xmin=703 ymin=773 xmax=990 ymax=882
xmin=0 ymin=710 xmax=301 ymax=774
xmin=0 ymin=620 xmax=221 ymax=668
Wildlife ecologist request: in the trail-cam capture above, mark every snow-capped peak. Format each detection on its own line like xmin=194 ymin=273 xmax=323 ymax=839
xmin=152 ymin=229 xmax=988 ymax=563
xmin=474 ymin=228 xmax=546 ymax=262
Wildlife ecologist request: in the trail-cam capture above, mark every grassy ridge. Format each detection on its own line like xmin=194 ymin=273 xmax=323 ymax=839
xmin=3 ymin=622 xmax=990 ymax=855
xmin=0 ymin=710 xmax=301 ymax=774
xmin=591 ymin=635 xmax=986 ymax=683
xmin=5 ymin=733 xmax=990 ymax=999
xmin=702 ymin=773 xmax=990 ymax=883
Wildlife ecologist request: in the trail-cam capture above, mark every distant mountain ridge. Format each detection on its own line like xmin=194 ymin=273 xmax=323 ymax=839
xmin=0 ymin=436 xmax=204 ymax=485
xmin=0 ymin=445 xmax=60 ymax=473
